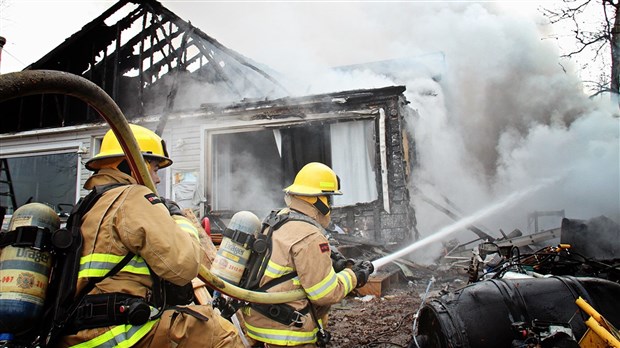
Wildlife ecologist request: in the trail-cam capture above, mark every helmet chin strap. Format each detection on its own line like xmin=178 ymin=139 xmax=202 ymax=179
xmin=313 ymin=196 xmax=331 ymax=216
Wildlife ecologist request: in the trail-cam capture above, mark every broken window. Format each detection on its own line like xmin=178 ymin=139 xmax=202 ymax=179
xmin=0 ymin=153 xmax=78 ymax=216
xmin=209 ymin=119 xmax=377 ymax=217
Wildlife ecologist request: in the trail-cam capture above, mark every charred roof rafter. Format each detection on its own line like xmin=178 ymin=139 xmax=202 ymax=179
xmin=0 ymin=0 xmax=287 ymax=134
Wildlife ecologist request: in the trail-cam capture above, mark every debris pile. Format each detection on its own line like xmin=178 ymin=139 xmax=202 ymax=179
xmin=327 ymin=214 xmax=620 ymax=348
xmin=328 ymin=264 xmax=464 ymax=348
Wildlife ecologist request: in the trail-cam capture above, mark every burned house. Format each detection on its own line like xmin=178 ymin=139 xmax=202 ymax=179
xmin=0 ymin=0 xmax=418 ymax=247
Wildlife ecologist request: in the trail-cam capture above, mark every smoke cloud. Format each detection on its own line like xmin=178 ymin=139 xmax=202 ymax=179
xmin=164 ymin=2 xmax=619 ymax=260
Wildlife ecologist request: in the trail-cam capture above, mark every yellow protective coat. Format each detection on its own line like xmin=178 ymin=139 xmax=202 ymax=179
xmin=242 ymin=196 xmax=357 ymax=347
xmin=59 ymin=169 xmax=241 ymax=348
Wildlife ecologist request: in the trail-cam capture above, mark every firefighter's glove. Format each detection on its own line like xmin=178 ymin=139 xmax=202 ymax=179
xmin=161 ymin=197 xmax=183 ymax=216
xmin=330 ymin=247 xmax=354 ymax=273
xmin=332 ymin=257 xmax=355 ymax=273
xmin=351 ymin=260 xmax=374 ymax=288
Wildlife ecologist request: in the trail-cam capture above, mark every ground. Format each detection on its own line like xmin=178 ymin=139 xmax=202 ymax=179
xmin=328 ymin=285 xmax=419 ymax=348
xmin=327 ymin=265 xmax=467 ymax=348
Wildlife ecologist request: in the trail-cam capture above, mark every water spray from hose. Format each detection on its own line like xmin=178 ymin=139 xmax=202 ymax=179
xmin=372 ymin=179 xmax=559 ymax=271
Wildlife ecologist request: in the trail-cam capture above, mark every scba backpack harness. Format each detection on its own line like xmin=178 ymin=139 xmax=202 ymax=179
xmin=0 ymin=184 xmax=201 ymax=348
xmin=0 ymin=184 xmax=124 ymax=347
xmin=213 ymin=209 xmax=331 ymax=347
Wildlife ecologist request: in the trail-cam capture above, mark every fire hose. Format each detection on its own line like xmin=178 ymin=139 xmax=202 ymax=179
xmin=0 ymin=69 xmax=305 ymax=304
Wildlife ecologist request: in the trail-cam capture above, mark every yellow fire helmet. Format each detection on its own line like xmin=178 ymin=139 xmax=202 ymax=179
xmin=284 ymin=162 xmax=343 ymax=196
xmin=85 ymin=124 xmax=173 ymax=171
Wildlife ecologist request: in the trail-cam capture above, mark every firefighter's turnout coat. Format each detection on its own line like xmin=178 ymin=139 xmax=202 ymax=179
xmin=59 ymin=169 xmax=241 ymax=348
xmin=242 ymin=196 xmax=357 ymax=347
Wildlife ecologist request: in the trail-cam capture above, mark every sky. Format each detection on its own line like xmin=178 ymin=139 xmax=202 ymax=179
xmin=1 ymin=1 xmax=619 ymax=262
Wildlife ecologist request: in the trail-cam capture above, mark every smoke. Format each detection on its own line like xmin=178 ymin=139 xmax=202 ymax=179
xmin=215 ymin=149 xmax=284 ymax=219
xmin=164 ymin=2 xmax=619 ymax=260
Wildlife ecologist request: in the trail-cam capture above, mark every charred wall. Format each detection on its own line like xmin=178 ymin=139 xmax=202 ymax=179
xmin=328 ymin=93 xmax=418 ymax=247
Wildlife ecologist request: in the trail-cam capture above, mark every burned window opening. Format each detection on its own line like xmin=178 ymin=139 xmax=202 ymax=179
xmin=208 ymin=118 xmax=379 ymax=221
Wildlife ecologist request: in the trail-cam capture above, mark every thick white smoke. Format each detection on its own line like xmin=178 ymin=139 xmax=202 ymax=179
xmin=165 ymin=2 xmax=620 ymax=260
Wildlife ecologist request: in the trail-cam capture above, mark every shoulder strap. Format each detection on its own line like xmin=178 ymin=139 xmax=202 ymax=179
xmin=241 ymin=208 xmax=296 ymax=289
xmin=286 ymin=210 xmax=324 ymax=230
xmin=263 ymin=209 xmax=322 ymax=232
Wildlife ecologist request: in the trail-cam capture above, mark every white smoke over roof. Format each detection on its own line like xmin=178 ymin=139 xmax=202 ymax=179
xmin=165 ymin=2 xmax=619 ymax=253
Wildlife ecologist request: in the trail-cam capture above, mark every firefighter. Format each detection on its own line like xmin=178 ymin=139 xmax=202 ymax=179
xmin=58 ymin=124 xmax=242 ymax=347
xmin=241 ymin=162 xmax=374 ymax=348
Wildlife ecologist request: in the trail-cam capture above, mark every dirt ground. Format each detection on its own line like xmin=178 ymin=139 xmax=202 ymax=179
xmin=327 ymin=283 xmax=420 ymax=348
xmin=327 ymin=265 xmax=467 ymax=348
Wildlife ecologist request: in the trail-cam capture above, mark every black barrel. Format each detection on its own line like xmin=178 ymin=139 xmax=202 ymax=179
xmin=413 ymin=276 xmax=620 ymax=348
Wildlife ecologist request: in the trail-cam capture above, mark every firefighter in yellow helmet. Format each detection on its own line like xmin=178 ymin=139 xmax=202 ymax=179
xmin=241 ymin=162 xmax=374 ymax=347
xmin=59 ymin=124 xmax=242 ymax=347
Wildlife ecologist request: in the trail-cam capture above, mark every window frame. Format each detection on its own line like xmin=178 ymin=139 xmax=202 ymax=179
xmin=0 ymin=140 xmax=84 ymax=215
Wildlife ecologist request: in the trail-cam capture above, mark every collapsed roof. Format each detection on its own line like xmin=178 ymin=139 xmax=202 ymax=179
xmin=0 ymin=0 xmax=287 ymax=134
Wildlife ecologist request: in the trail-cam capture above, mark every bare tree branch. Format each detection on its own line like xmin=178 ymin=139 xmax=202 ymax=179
xmin=542 ymin=0 xmax=619 ymax=107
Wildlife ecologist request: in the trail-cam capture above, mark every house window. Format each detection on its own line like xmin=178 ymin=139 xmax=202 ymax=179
xmin=330 ymin=120 xmax=378 ymax=206
xmin=210 ymin=119 xmax=377 ymax=217
xmin=0 ymin=153 xmax=78 ymax=215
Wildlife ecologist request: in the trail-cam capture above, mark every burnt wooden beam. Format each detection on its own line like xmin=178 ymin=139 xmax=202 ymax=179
xmin=88 ymin=11 xmax=170 ymax=78
xmin=138 ymin=12 xmax=148 ymax=115
xmin=141 ymin=30 xmax=183 ymax=81
xmin=419 ymin=193 xmax=495 ymax=241
xmin=113 ymin=23 xmax=121 ymax=100
xmin=149 ymin=14 xmax=174 ymax=74
xmin=141 ymin=0 xmax=286 ymax=94
xmin=142 ymin=35 xmax=196 ymax=81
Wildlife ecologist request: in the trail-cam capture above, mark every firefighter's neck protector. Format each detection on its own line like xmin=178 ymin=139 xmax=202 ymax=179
xmin=86 ymin=124 xmax=172 ymax=171
xmin=283 ymin=162 xmax=342 ymax=196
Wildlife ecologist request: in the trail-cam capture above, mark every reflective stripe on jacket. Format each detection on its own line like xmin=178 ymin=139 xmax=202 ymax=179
xmin=242 ymin=196 xmax=356 ymax=346
xmin=79 ymin=253 xmax=150 ymax=278
xmin=244 ymin=320 xmax=320 ymax=346
xmin=69 ymin=320 xmax=159 ymax=348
